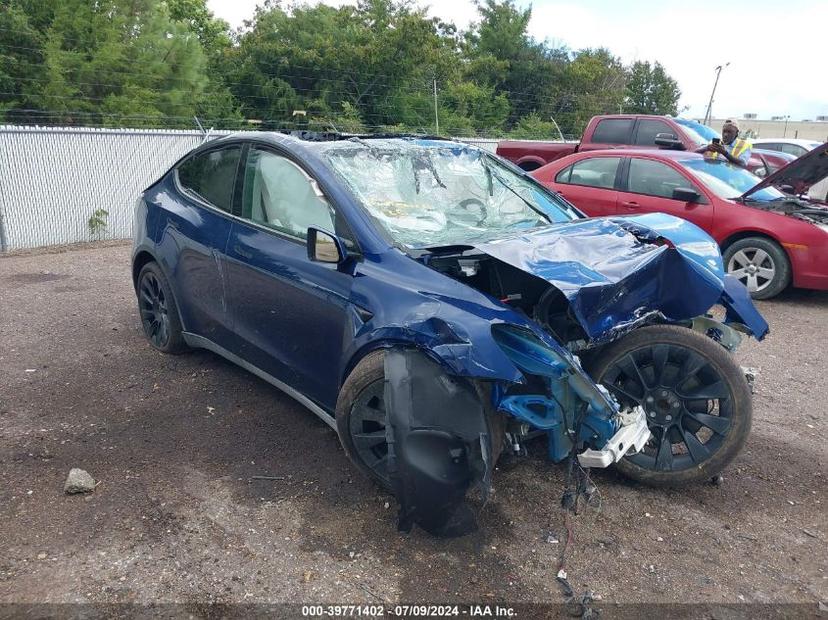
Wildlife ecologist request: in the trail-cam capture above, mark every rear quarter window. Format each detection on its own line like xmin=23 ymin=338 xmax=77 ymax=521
xmin=176 ymin=147 xmax=242 ymax=213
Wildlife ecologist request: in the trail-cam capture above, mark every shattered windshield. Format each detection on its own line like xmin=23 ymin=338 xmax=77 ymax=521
xmin=679 ymin=158 xmax=786 ymax=202
xmin=317 ymin=138 xmax=578 ymax=248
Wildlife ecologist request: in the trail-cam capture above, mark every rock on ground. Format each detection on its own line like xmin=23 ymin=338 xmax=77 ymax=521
xmin=64 ymin=468 xmax=96 ymax=494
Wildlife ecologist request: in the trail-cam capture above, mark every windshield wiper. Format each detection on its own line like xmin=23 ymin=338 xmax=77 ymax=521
xmin=481 ymin=157 xmax=552 ymax=223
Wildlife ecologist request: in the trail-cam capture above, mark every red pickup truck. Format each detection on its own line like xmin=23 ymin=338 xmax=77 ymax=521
xmin=497 ymin=114 xmax=793 ymax=178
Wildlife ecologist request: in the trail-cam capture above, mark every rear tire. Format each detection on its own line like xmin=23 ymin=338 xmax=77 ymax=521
xmin=136 ymin=262 xmax=186 ymax=354
xmin=587 ymin=325 xmax=752 ymax=487
xmin=723 ymin=237 xmax=790 ymax=300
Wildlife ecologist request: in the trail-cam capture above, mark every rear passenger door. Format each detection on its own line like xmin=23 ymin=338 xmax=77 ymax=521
xmin=550 ymin=156 xmax=622 ymax=216
xmin=156 ymin=144 xmax=242 ymax=347
xmin=617 ymin=157 xmax=713 ymax=230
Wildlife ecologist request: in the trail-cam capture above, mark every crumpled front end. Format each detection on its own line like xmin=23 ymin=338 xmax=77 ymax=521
xmin=352 ymin=212 xmax=768 ymax=536
xmin=475 ymin=212 xmax=769 ymax=344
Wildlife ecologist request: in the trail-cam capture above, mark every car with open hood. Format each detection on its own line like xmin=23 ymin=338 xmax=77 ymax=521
xmin=132 ymin=134 xmax=768 ymax=536
xmin=533 ymin=144 xmax=828 ymax=299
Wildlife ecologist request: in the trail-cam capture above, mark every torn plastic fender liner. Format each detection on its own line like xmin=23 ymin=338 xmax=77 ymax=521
xmin=383 ymin=348 xmax=494 ymax=537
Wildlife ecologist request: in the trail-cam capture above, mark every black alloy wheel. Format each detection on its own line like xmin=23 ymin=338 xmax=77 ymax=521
xmin=136 ymin=262 xmax=186 ymax=354
xmin=347 ymin=378 xmax=391 ymax=488
xmin=588 ymin=325 xmax=752 ymax=486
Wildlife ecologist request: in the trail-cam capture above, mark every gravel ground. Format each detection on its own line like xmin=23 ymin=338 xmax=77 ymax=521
xmin=0 ymin=243 xmax=826 ymax=616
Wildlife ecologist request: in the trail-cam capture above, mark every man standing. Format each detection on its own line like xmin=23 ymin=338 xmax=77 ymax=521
xmin=698 ymin=119 xmax=752 ymax=167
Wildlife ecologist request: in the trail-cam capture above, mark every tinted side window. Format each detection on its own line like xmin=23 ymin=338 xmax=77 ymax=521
xmin=634 ymin=119 xmax=674 ymax=146
xmin=780 ymin=143 xmax=806 ymax=157
xmin=591 ymin=119 xmax=633 ymax=144
xmin=177 ymin=147 xmax=241 ymax=212
xmin=241 ymin=149 xmax=335 ymax=240
xmin=561 ymin=157 xmax=621 ymax=189
xmin=757 ymin=143 xmax=782 ymax=153
xmin=628 ymin=158 xmax=692 ymax=198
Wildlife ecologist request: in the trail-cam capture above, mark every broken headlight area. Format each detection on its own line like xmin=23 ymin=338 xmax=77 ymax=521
xmin=491 ymin=324 xmax=650 ymax=467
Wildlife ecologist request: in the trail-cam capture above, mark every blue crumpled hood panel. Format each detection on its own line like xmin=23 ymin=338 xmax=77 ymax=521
xmin=476 ymin=212 xmax=769 ymax=342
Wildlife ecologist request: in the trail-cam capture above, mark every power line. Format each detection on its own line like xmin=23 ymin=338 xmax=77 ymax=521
xmin=0 ymin=56 xmax=626 ymax=121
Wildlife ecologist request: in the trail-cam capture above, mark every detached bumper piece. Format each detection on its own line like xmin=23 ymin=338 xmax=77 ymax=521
xmin=383 ymin=349 xmax=494 ymax=538
xmin=578 ymin=406 xmax=651 ymax=468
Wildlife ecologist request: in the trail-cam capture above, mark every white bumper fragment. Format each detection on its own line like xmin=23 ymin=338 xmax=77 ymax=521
xmin=577 ymin=406 xmax=651 ymax=468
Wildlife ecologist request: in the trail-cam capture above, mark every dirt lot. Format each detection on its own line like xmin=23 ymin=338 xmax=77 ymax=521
xmin=1 ymin=243 xmax=826 ymax=616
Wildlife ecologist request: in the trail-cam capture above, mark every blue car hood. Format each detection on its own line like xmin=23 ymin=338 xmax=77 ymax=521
xmin=475 ymin=212 xmax=769 ymax=342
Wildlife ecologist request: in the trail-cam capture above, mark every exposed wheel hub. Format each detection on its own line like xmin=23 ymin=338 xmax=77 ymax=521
xmin=644 ymin=389 xmax=682 ymax=426
xmin=727 ymin=247 xmax=775 ymax=293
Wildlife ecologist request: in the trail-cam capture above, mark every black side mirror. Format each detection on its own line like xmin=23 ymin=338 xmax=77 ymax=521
xmin=307 ymin=227 xmax=346 ymax=264
xmin=672 ymin=187 xmax=701 ymax=202
xmin=654 ymin=132 xmax=685 ymax=150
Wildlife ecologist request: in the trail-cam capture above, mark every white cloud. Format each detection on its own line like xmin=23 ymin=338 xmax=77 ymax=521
xmin=207 ymin=0 xmax=828 ymax=120
xmin=526 ymin=1 xmax=828 ymax=120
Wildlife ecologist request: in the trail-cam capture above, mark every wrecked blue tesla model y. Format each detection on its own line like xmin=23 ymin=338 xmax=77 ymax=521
xmin=132 ymin=134 xmax=769 ymax=536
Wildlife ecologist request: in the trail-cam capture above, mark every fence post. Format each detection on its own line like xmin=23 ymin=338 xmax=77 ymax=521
xmin=0 ymin=127 xmax=8 ymax=252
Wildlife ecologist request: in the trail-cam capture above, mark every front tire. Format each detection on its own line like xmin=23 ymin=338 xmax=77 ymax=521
xmin=336 ymin=351 xmax=393 ymax=489
xmin=587 ymin=325 xmax=752 ymax=486
xmin=724 ymin=237 xmax=790 ymax=299
xmin=335 ymin=350 xmax=506 ymax=491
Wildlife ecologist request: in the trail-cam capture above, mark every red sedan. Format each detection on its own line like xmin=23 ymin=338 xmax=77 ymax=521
xmin=531 ymin=147 xmax=828 ymax=299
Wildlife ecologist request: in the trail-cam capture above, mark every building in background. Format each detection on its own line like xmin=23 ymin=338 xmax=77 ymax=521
xmin=706 ymin=117 xmax=828 ymax=141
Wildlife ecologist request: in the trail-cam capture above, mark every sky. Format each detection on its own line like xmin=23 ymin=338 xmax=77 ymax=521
xmin=206 ymin=0 xmax=827 ymax=121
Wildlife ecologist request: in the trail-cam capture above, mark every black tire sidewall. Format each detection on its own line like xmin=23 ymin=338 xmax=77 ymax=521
xmin=586 ymin=324 xmax=752 ymax=487
xmin=137 ymin=262 xmax=186 ymax=354
xmin=724 ymin=237 xmax=791 ymax=300
xmin=335 ymin=350 xmax=391 ymax=489
xmin=335 ymin=351 xmax=505 ymax=490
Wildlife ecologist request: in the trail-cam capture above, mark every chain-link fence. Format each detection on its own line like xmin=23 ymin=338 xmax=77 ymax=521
xmin=0 ymin=126 xmax=501 ymax=252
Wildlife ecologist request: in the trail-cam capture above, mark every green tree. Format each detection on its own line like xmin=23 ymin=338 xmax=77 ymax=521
xmin=166 ymin=0 xmax=242 ymax=125
xmin=556 ymin=48 xmax=627 ymax=136
xmin=507 ymin=112 xmax=558 ymax=139
xmin=1 ymin=0 xmax=224 ymax=127
xmin=624 ymin=60 xmax=681 ymax=115
xmin=0 ymin=3 xmax=44 ymax=120
xmin=227 ymin=0 xmax=477 ymax=132
xmin=464 ymin=0 xmax=568 ymax=126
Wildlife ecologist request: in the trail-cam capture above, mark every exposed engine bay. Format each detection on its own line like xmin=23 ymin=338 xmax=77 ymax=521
xmin=744 ymin=196 xmax=828 ymax=225
xmin=423 ymin=248 xmax=591 ymax=349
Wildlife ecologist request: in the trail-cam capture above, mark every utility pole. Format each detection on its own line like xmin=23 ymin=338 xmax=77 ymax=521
xmin=703 ymin=62 xmax=729 ymax=126
xmin=433 ymin=78 xmax=439 ymax=134
xmin=783 ymin=115 xmax=790 ymax=138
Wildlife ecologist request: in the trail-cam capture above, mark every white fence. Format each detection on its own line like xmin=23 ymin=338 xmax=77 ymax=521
xmin=0 ymin=126 xmax=235 ymax=251
xmin=0 ymin=126 xmax=506 ymax=251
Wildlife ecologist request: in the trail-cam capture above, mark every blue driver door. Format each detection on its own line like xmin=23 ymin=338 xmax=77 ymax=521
xmin=225 ymin=147 xmax=357 ymax=411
